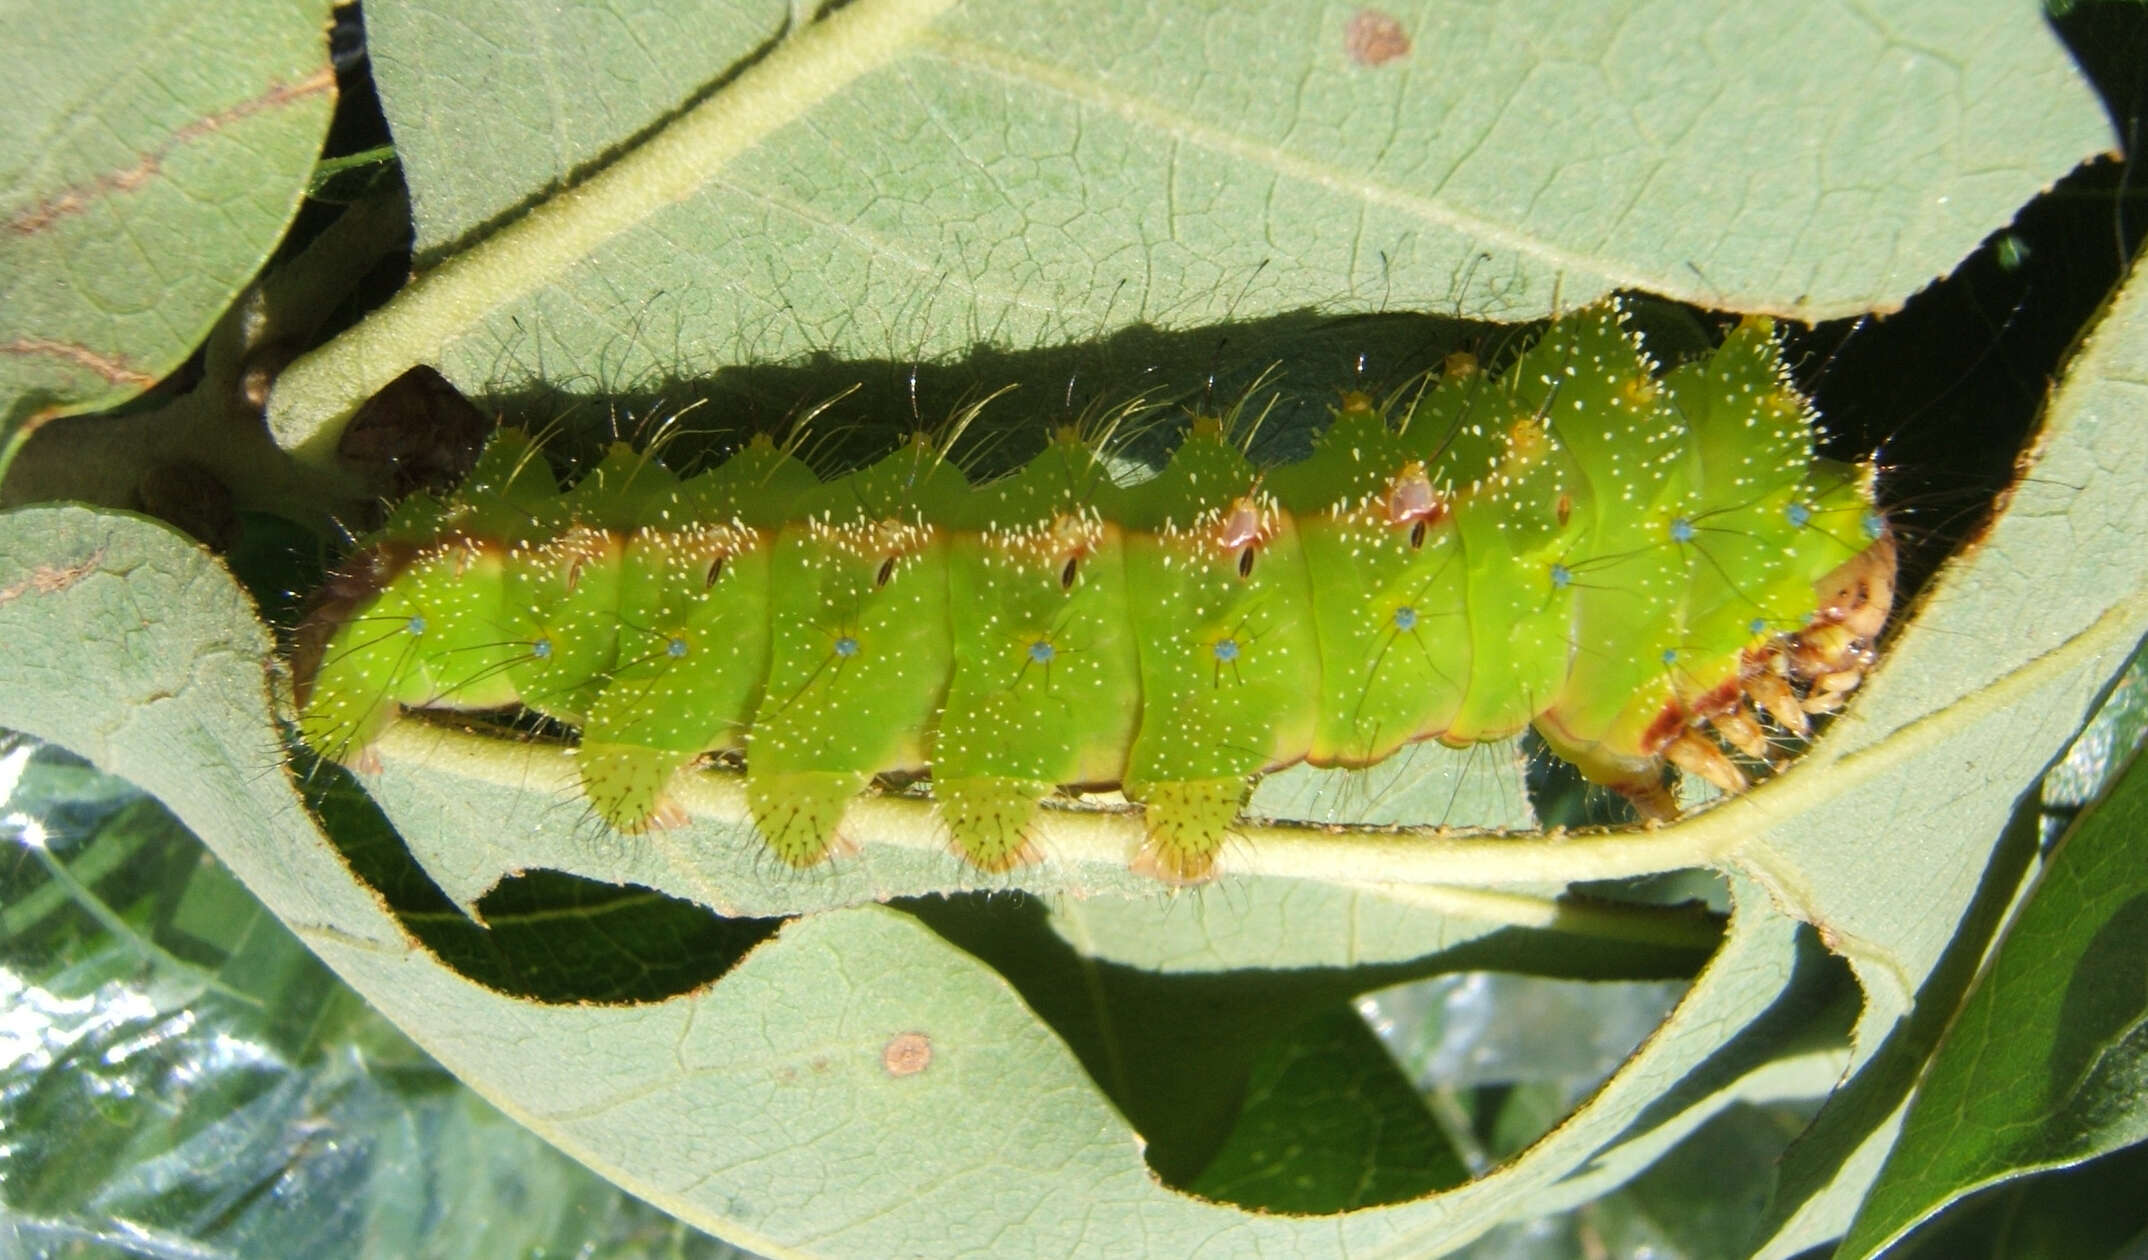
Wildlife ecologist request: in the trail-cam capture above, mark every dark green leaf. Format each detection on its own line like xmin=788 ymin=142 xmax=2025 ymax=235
xmin=1190 ymin=1005 xmax=1469 ymax=1212
xmin=1840 ymin=720 xmax=2148 ymax=1255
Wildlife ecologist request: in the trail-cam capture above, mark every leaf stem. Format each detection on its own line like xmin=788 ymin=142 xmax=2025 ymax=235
xmin=265 ymin=0 xmax=960 ymax=470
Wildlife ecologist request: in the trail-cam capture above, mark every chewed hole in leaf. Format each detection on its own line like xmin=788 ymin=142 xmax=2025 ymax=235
xmin=904 ymin=885 xmax=1728 ymax=1211
xmin=301 ymin=757 xmax=780 ymax=1004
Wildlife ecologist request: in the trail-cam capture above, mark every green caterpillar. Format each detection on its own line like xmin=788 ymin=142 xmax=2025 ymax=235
xmin=291 ymin=302 xmax=1894 ymax=882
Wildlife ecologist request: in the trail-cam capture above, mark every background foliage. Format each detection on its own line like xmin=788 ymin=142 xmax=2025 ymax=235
xmin=3 ymin=1 xmax=2147 ymax=1256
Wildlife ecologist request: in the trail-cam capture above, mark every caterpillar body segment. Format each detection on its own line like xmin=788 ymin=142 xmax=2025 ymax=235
xmin=744 ymin=437 xmax=967 ymax=865
xmin=1114 ymin=418 xmax=1327 ymax=880
xmin=1265 ymin=396 xmax=1469 ymax=770
xmin=293 ymin=301 xmax=1894 ymax=881
xmin=935 ymin=431 xmax=1143 ymax=871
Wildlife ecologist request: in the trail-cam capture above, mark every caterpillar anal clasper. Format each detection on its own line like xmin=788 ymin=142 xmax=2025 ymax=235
xmin=291 ymin=302 xmax=1894 ymax=883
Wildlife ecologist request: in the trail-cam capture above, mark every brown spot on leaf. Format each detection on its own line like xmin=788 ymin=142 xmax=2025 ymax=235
xmin=1 ymin=338 xmax=155 ymax=389
xmin=882 ymin=1032 xmax=932 ymax=1077
xmin=0 ymin=548 xmax=107 ymax=607
xmin=9 ymin=68 xmax=335 ymax=236
xmin=1345 ymin=9 xmax=1411 ymax=67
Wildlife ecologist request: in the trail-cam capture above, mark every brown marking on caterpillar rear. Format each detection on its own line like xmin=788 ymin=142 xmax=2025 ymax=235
xmin=1690 ymin=677 xmax=1744 ymax=720
xmin=1618 ymin=529 xmax=1905 ymax=808
xmin=1641 ymin=703 xmax=1692 ymax=755
xmin=1664 ymin=729 xmax=1747 ymax=794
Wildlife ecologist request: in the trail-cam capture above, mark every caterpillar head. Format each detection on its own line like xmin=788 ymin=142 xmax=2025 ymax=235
xmin=288 ymin=541 xmax=415 ymax=708
xmin=1782 ymin=526 xmax=1898 ymax=711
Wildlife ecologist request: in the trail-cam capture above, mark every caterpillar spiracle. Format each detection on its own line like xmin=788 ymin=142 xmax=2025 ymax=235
xmin=290 ymin=302 xmax=1896 ymax=882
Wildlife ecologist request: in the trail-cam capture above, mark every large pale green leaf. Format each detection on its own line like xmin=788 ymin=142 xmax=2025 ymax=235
xmin=264 ymin=0 xmax=2111 ymax=467
xmin=0 ymin=0 xmax=336 ymax=429
xmin=367 ymin=0 xmax=793 ymax=260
